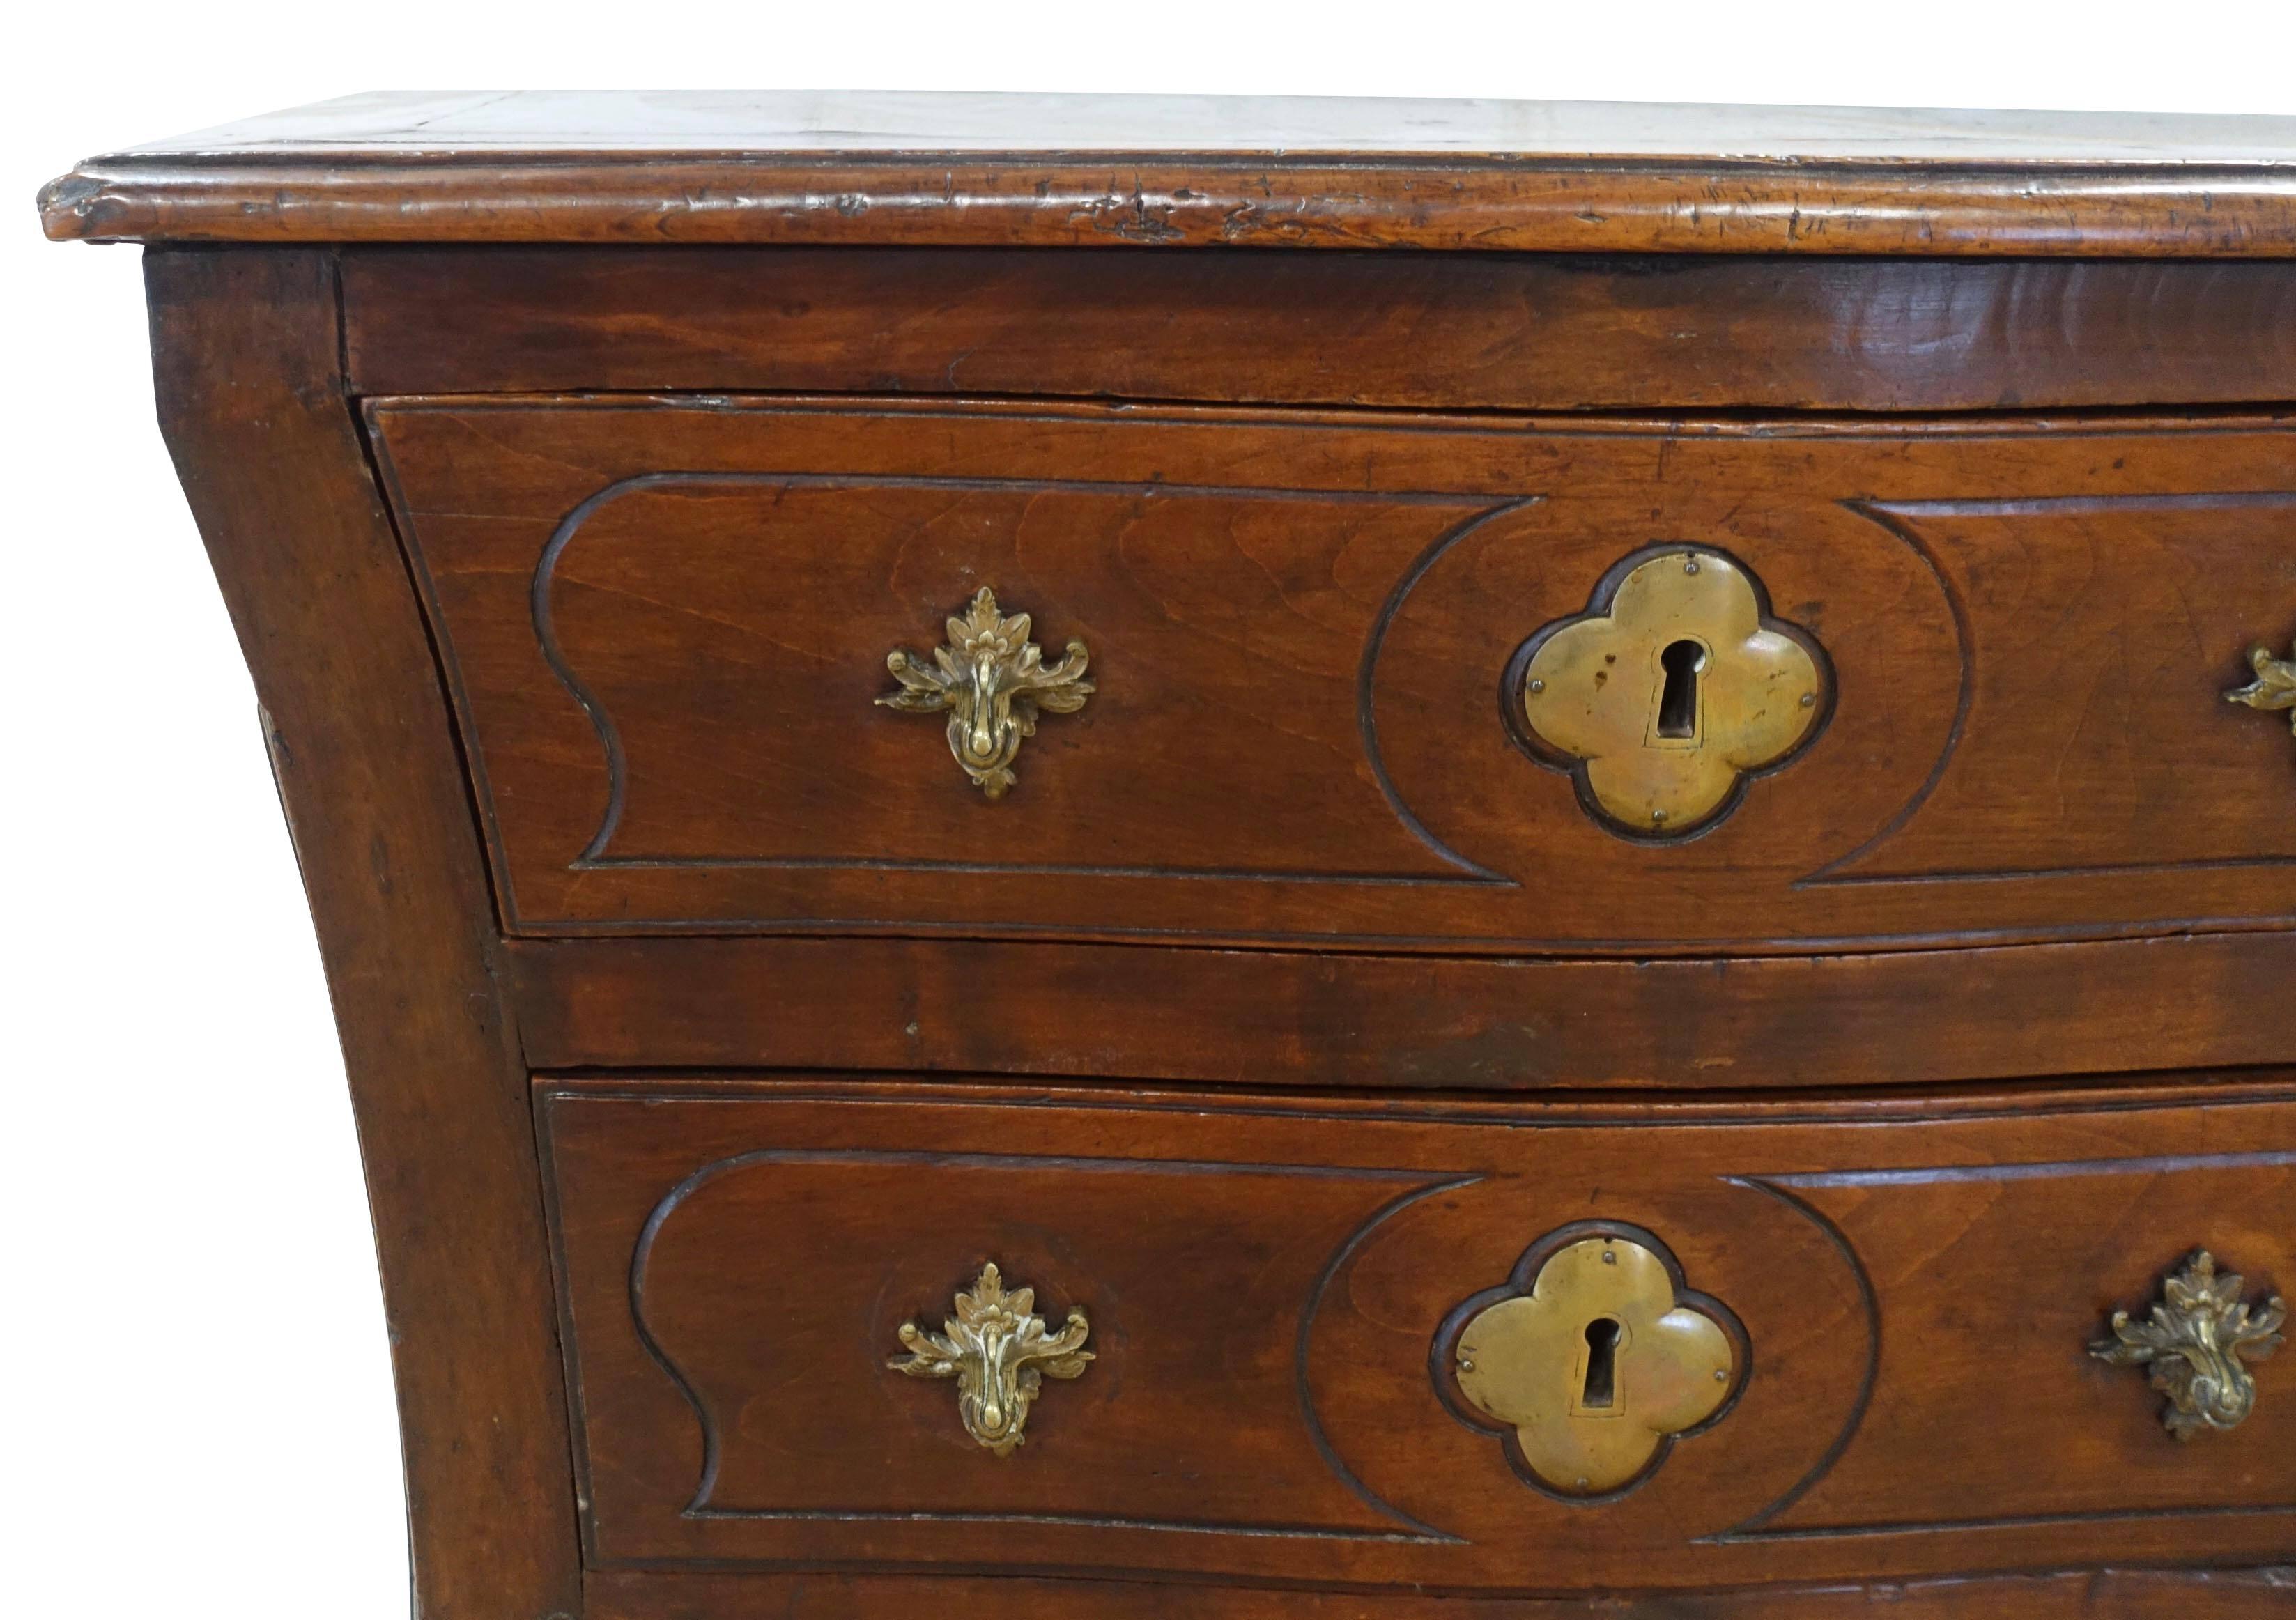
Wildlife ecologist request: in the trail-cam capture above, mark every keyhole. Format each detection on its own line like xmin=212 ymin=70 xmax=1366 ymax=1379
xmin=1581 ymin=1318 xmax=1621 ymax=1409
xmin=1656 ymin=639 xmax=1706 ymax=739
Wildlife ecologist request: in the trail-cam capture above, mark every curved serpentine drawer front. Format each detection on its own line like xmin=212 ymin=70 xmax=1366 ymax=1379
xmin=540 ymin=1080 xmax=2295 ymax=1592
xmin=370 ymin=398 xmax=2296 ymax=951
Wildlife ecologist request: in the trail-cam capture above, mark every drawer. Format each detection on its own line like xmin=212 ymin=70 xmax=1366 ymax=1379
xmin=371 ymin=398 xmax=2296 ymax=951
xmin=539 ymin=1078 xmax=2296 ymax=1592
xmin=341 ymin=247 xmax=2296 ymax=413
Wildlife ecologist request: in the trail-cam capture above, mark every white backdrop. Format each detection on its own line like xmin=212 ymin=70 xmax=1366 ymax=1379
xmin=6 ymin=4 xmax=2294 ymax=1613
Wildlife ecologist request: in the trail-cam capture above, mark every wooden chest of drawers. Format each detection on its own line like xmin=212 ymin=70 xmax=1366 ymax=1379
xmin=44 ymin=91 xmax=2296 ymax=1619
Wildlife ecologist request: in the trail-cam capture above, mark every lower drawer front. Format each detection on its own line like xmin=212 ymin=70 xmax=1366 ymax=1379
xmin=541 ymin=1081 xmax=2295 ymax=1592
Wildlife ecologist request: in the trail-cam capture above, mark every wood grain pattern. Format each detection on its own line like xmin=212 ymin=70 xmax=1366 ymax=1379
xmin=369 ymin=396 xmax=2296 ymax=952
xmin=539 ymin=1077 xmax=2296 ymax=1591
xmin=337 ymin=247 xmax=2296 ymax=412
xmin=586 ymin=1564 xmax=2296 ymax=1619
xmin=38 ymin=91 xmax=2296 ymax=254
xmin=64 ymin=103 xmax=2296 ymax=1619
xmin=507 ymin=931 xmax=2296 ymax=1088
xmin=144 ymin=248 xmax=582 ymax=1620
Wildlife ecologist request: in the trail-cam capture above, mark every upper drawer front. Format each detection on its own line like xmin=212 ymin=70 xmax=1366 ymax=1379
xmin=342 ymin=249 xmax=2296 ymax=413
xmin=542 ymin=1079 xmax=2296 ymax=1591
xmin=370 ymin=399 xmax=2296 ymax=949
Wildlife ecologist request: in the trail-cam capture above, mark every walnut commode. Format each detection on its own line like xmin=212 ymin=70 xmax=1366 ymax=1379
xmin=43 ymin=89 xmax=2296 ymax=1620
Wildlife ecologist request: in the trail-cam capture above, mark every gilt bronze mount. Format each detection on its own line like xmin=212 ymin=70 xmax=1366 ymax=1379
xmin=2090 ymin=1251 xmax=2285 ymax=1439
xmin=1514 ymin=548 xmax=1827 ymax=838
xmin=878 ymin=587 xmax=1094 ymax=799
xmin=889 ymin=1262 xmax=1093 ymax=1455
xmin=2226 ymin=640 xmax=2296 ymax=736
xmin=1440 ymin=1227 xmax=1742 ymax=1497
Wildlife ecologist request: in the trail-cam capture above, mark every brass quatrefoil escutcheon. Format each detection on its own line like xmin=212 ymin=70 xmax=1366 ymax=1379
xmin=2226 ymin=640 xmax=2296 ymax=736
xmin=1513 ymin=547 xmax=1828 ymax=837
xmin=2091 ymin=1251 xmax=2285 ymax=1440
xmin=878 ymin=587 xmax=1094 ymax=799
xmin=889 ymin=1263 xmax=1093 ymax=1456
xmin=1438 ymin=1227 xmax=1743 ymax=1499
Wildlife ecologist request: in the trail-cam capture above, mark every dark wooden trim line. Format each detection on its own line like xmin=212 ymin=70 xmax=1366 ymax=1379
xmin=506 ymin=929 xmax=2296 ymax=1089
xmin=339 ymin=249 xmax=2296 ymax=413
xmin=46 ymin=155 xmax=2296 ymax=256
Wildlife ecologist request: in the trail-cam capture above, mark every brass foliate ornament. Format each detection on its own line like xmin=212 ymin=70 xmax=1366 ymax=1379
xmin=2090 ymin=1251 xmax=2286 ymax=1439
xmin=2225 ymin=640 xmax=2296 ymax=736
xmin=889 ymin=1263 xmax=1093 ymax=1455
xmin=879 ymin=587 xmax=1093 ymax=798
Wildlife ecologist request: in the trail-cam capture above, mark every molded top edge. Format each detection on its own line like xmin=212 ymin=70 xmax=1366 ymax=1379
xmin=40 ymin=89 xmax=2296 ymax=254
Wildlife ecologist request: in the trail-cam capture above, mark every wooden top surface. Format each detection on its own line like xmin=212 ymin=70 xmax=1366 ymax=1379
xmin=40 ymin=89 xmax=2296 ymax=255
